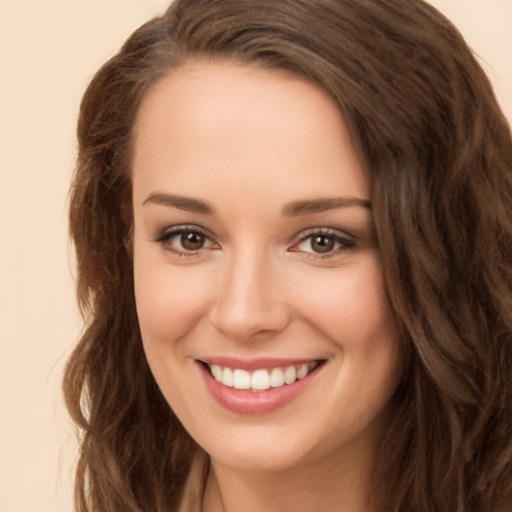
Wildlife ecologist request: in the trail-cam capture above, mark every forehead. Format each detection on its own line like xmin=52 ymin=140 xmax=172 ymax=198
xmin=132 ymin=61 xmax=369 ymax=205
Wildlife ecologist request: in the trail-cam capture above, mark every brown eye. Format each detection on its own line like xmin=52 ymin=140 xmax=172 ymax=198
xmin=153 ymin=226 xmax=217 ymax=256
xmin=181 ymin=231 xmax=205 ymax=251
xmin=310 ymin=235 xmax=335 ymax=253
xmin=291 ymin=229 xmax=356 ymax=258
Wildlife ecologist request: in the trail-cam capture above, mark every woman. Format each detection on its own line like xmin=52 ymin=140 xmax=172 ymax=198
xmin=64 ymin=0 xmax=512 ymax=511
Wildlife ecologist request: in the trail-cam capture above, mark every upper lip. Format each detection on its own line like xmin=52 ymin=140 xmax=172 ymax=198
xmin=198 ymin=356 xmax=323 ymax=372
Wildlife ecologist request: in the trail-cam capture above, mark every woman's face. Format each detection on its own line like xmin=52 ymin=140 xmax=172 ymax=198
xmin=132 ymin=62 xmax=402 ymax=474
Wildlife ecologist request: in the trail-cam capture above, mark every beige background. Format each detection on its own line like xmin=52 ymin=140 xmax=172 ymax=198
xmin=0 ymin=1 xmax=510 ymax=511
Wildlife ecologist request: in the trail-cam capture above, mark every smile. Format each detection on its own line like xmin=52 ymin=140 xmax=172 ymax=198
xmin=199 ymin=358 xmax=325 ymax=414
xmin=207 ymin=361 xmax=319 ymax=392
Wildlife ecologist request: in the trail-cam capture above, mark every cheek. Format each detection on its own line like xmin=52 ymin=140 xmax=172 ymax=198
xmin=299 ymin=257 xmax=402 ymax=429
xmin=299 ymin=255 xmax=398 ymax=350
xmin=133 ymin=251 xmax=212 ymax=346
xmin=133 ymin=251 xmax=215 ymax=414
xmin=295 ymin=254 xmax=403 ymax=412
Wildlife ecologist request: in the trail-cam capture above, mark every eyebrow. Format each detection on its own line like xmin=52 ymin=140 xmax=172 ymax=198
xmin=142 ymin=192 xmax=216 ymax=215
xmin=282 ymin=196 xmax=371 ymax=216
xmin=142 ymin=192 xmax=371 ymax=217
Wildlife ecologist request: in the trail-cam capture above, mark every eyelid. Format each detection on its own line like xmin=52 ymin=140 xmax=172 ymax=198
xmin=150 ymin=224 xmax=357 ymax=259
xmin=151 ymin=224 xmax=219 ymax=255
xmin=290 ymin=226 xmax=357 ymax=244
xmin=288 ymin=227 xmax=357 ymax=257
xmin=151 ymin=223 xmax=212 ymax=240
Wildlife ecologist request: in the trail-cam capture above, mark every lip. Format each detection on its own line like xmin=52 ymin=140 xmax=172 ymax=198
xmin=197 ymin=358 xmax=324 ymax=415
xmin=200 ymin=356 xmax=319 ymax=372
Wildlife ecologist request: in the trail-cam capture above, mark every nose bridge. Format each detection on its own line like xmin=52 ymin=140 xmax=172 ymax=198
xmin=210 ymin=245 xmax=289 ymax=341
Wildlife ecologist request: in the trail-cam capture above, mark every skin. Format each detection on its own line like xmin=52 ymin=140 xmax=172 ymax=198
xmin=132 ymin=61 xmax=402 ymax=512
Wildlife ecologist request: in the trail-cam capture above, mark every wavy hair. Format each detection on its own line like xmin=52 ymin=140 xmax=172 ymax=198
xmin=64 ymin=0 xmax=512 ymax=510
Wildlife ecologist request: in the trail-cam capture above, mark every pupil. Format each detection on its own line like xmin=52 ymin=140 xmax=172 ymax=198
xmin=181 ymin=232 xmax=204 ymax=250
xmin=312 ymin=235 xmax=334 ymax=253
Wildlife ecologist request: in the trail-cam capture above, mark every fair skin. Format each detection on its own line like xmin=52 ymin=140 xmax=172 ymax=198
xmin=132 ymin=61 xmax=401 ymax=512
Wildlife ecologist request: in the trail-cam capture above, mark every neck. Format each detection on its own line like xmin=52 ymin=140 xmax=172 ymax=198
xmin=202 ymin=438 xmax=386 ymax=512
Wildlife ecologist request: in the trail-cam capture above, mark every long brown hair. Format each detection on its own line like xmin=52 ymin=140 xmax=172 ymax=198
xmin=64 ymin=1 xmax=512 ymax=510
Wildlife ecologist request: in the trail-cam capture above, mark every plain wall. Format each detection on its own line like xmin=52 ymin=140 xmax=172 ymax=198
xmin=0 ymin=1 xmax=510 ymax=511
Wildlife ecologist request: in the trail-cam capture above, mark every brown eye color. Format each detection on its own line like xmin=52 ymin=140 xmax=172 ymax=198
xmin=181 ymin=232 xmax=205 ymax=250
xmin=311 ymin=235 xmax=335 ymax=253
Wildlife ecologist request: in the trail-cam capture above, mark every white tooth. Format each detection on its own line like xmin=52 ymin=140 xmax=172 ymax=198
xmin=284 ymin=365 xmax=297 ymax=384
xmin=296 ymin=363 xmax=309 ymax=379
xmin=233 ymin=369 xmax=251 ymax=389
xmin=222 ymin=367 xmax=234 ymax=387
xmin=270 ymin=367 xmax=285 ymax=387
xmin=251 ymin=369 xmax=270 ymax=390
xmin=211 ymin=364 xmax=223 ymax=382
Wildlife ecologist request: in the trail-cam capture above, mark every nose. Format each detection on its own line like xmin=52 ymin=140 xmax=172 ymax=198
xmin=209 ymin=250 xmax=291 ymax=343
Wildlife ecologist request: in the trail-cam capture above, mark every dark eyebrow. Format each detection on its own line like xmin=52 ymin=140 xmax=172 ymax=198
xmin=142 ymin=192 xmax=216 ymax=215
xmin=282 ymin=196 xmax=372 ymax=217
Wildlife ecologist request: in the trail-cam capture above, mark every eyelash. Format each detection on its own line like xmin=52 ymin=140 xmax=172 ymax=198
xmin=289 ymin=228 xmax=356 ymax=259
xmin=151 ymin=225 xmax=356 ymax=259
xmin=151 ymin=225 xmax=216 ymax=258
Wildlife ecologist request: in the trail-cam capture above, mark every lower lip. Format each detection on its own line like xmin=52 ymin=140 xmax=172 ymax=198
xmin=198 ymin=363 xmax=320 ymax=415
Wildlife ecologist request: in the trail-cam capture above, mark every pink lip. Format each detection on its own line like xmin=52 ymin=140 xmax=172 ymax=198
xmin=197 ymin=360 xmax=323 ymax=415
xmin=200 ymin=356 xmax=318 ymax=372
